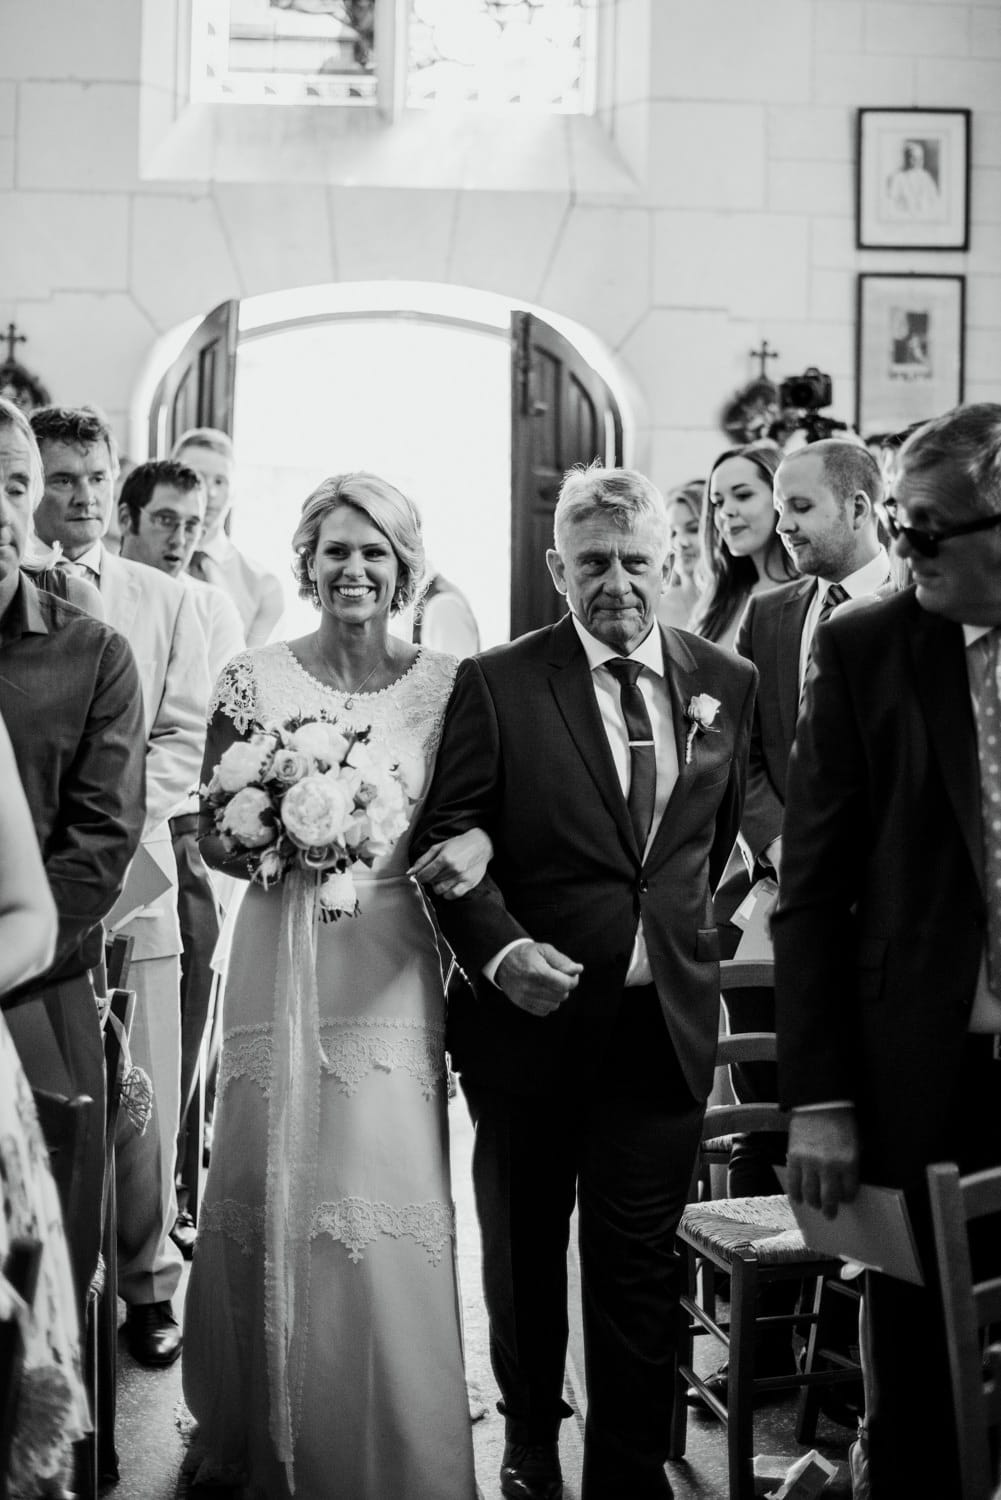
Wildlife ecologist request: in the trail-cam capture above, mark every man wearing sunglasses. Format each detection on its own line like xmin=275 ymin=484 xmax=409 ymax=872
xmin=773 ymin=403 xmax=1001 ymax=1497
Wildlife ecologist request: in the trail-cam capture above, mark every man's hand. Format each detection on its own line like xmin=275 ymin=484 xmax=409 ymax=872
xmin=763 ymin=836 xmax=783 ymax=879
xmin=495 ymin=942 xmax=583 ymax=1017
xmin=786 ymin=1107 xmax=860 ymax=1220
xmin=409 ymin=827 xmax=492 ymax=899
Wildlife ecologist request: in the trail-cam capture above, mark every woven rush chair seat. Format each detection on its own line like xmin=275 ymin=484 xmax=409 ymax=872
xmin=702 ymin=1132 xmax=737 ymax=1155
xmin=680 ymin=1194 xmax=828 ymax=1268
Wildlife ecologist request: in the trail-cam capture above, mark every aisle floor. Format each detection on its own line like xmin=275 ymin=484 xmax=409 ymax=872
xmin=109 ymin=1093 xmax=853 ymax=1499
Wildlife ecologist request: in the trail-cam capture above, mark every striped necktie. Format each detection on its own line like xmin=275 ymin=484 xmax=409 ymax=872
xmin=972 ymin=628 xmax=1001 ymax=993
xmin=606 ymin=658 xmax=656 ymax=853
xmin=801 ymin=582 xmax=849 ymax=699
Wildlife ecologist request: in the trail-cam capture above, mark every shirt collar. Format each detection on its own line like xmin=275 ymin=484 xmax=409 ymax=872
xmin=818 ymin=548 xmax=890 ymax=604
xmin=570 ymin=613 xmax=665 ymax=678
xmin=963 ymin=623 xmax=995 ymax=648
xmin=74 ymin=542 xmax=104 ymax=578
xmin=1 ymin=573 xmax=49 ymax=643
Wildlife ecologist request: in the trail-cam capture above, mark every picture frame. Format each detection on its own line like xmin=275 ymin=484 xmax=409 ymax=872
xmin=857 ymin=108 xmax=971 ymax=250
xmin=856 ymin=273 xmax=965 ymax=435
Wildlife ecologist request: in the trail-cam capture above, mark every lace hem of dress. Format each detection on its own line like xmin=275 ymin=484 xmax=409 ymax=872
xmin=198 ymin=1194 xmax=455 ymax=1266
xmin=218 ymin=1018 xmax=446 ymax=1100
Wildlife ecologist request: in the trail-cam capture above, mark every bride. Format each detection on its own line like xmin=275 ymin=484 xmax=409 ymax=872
xmin=183 ymin=473 xmax=488 ymax=1499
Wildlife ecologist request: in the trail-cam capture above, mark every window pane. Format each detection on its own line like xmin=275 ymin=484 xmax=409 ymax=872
xmin=192 ymin=0 xmax=378 ymax=106
xmin=407 ymin=0 xmax=593 ymax=113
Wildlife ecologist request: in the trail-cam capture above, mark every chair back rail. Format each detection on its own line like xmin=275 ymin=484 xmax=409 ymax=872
xmin=927 ymin=1160 xmax=1001 ymax=1500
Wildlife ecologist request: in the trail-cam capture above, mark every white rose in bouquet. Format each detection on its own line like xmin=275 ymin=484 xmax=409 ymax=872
xmin=271 ymin=748 xmax=312 ymax=786
xmin=217 ymin=740 xmax=274 ymax=793
xmin=281 ymin=774 xmax=353 ymax=850
xmin=220 ymin=786 xmax=276 ymax=848
xmin=257 ymin=846 xmax=285 ymax=887
xmin=289 ymin=721 xmax=349 ymax=769
xmin=318 ymin=869 xmax=358 ymax=918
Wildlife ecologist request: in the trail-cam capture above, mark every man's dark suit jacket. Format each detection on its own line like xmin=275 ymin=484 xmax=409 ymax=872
xmin=735 ymin=576 xmax=818 ymax=863
xmin=413 ymin=616 xmax=757 ymax=1102
xmin=773 ymin=587 xmax=989 ymax=1193
xmin=0 ymin=576 xmax=146 ymax=1005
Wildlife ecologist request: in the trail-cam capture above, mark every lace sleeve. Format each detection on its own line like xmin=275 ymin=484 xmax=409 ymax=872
xmin=209 ymin=652 xmax=259 ymax=734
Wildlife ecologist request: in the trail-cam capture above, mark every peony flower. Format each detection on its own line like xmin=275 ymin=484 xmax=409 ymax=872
xmin=318 ymin=869 xmax=358 ymax=918
xmin=289 ymin=721 xmax=349 ymax=768
xmin=271 ymin=748 xmax=312 ymax=786
xmin=281 ymin=774 xmax=353 ymax=849
xmin=217 ymin=740 xmax=273 ymax=793
xmin=220 ymin=786 xmax=276 ymax=848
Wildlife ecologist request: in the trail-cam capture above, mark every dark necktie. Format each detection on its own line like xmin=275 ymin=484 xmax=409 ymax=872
xmin=802 ymin=582 xmax=849 ymax=696
xmin=606 ymin=658 xmax=656 ymax=853
xmin=972 ymin=629 xmax=1001 ymax=993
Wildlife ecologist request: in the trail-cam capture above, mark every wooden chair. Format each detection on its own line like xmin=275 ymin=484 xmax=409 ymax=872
xmin=29 ymin=1090 xmax=96 ymax=1307
xmin=668 ymin=1029 xmax=862 ymax=1500
xmin=0 ymin=1238 xmax=43 ymax=1500
xmin=927 ymin=1160 xmax=1001 ymax=1499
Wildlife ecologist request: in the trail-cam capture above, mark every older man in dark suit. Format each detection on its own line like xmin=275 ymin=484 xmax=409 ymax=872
xmin=0 ymin=397 xmax=146 ymax=1311
xmin=774 ymin=403 xmax=1001 ymax=1496
xmin=414 ymin=465 xmax=756 ymax=1500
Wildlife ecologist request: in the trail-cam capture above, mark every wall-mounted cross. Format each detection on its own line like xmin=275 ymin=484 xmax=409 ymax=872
xmin=3 ymin=323 xmax=26 ymax=364
xmin=749 ymin=339 xmax=779 ymax=380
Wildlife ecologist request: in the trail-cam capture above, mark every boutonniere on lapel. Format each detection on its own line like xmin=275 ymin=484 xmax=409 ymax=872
xmin=684 ymin=693 xmax=721 ymax=765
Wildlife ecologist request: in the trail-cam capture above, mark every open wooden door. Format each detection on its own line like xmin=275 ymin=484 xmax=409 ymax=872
xmin=147 ymin=300 xmax=239 ymax=457
xmin=510 ymin=311 xmax=623 ymax=638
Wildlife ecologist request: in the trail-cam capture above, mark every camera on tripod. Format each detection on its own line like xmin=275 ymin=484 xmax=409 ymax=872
xmin=770 ymin=366 xmax=847 ymax=444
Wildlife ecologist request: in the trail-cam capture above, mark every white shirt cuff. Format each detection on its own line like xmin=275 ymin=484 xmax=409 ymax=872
xmin=483 ymin=938 xmax=533 ymax=988
xmin=792 ymin=1101 xmax=854 ymax=1113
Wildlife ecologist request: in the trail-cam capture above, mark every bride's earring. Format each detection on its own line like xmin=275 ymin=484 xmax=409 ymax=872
xmin=311 ymin=582 xmax=321 ymax=610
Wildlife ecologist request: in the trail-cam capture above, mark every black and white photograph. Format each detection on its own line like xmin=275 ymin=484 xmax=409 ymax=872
xmin=857 ymin=107 xmax=971 ymax=249
xmin=856 ymin=273 xmax=965 ymax=432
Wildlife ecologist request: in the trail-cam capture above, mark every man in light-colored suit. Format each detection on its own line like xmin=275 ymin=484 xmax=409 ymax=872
xmin=171 ymin=426 xmax=284 ymax=648
xmin=32 ymin=407 xmax=210 ymax=1367
xmin=118 ymin=456 xmax=243 ymax=1254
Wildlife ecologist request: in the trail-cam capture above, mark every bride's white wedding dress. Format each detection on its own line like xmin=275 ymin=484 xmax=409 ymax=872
xmin=182 ymin=643 xmax=476 ymax=1500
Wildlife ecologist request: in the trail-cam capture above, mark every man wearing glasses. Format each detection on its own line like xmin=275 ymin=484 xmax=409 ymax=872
xmin=118 ymin=459 xmax=245 ymax=1260
xmin=773 ymin=403 xmax=1001 ymax=1497
xmin=31 ymin=408 xmax=210 ymax=1369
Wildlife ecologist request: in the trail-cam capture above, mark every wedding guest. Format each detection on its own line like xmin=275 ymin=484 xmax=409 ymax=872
xmin=184 ymin=472 xmax=488 ymax=1499
xmin=656 ymin=480 xmax=703 ymax=631
xmin=774 ymin=403 xmax=1001 ymax=1496
xmin=31 ymin=405 xmax=210 ymax=1368
xmin=687 ymin=441 xmax=893 ymax=1411
xmin=689 ymin=441 xmax=796 ymax=650
xmin=414 ymin=567 xmax=480 ymax=657
xmin=0 ymin=713 xmax=56 ymax=996
xmin=0 ymin=397 xmax=146 ymax=1312
xmin=118 ymin=456 xmax=244 ymax=1256
xmin=171 ymin=427 xmax=284 ymax=648
xmin=415 ymin=464 xmax=756 ymax=1500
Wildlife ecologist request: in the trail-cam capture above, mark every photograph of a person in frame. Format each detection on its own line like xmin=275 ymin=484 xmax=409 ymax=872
xmin=889 ymin=308 xmax=932 ymax=378
xmin=884 ymin=138 xmax=941 ymax=221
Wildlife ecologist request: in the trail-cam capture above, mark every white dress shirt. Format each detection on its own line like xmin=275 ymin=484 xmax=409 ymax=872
xmin=797 ymin=548 xmax=890 ymax=693
xmin=485 ymin=617 xmax=678 ymax=989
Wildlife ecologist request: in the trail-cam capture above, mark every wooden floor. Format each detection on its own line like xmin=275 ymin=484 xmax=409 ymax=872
xmin=109 ymin=1095 xmax=855 ymax=1499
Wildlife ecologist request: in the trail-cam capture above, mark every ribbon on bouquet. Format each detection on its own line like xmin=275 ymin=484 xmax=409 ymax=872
xmin=263 ymin=867 xmax=328 ymax=1493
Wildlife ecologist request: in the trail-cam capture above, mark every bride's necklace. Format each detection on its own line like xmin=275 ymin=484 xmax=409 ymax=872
xmin=314 ymin=647 xmax=385 ymax=707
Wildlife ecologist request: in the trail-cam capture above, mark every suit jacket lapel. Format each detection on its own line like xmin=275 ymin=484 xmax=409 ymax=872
xmin=911 ymin=607 xmax=984 ymax=892
xmin=99 ymin=549 xmax=143 ymax=639
xmin=644 ymin=625 xmax=698 ymax=868
xmin=547 ymin=617 xmax=637 ymax=860
xmin=777 ymin=578 xmax=816 ymax=749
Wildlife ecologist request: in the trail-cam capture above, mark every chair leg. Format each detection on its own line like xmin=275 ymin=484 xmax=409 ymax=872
xmin=727 ymin=1254 xmax=758 ymax=1500
xmin=795 ymin=1274 xmax=827 ymax=1444
xmin=669 ymin=1242 xmax=697 ymax=1459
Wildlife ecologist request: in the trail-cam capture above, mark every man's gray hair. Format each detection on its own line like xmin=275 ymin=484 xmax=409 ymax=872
xmin=553 ymin=463 xmax=668 ymax=549
xmin=898 ymin=403 xmax=1001 ymax=517
xmin=0 ymin=396 xmax=44 ymax=510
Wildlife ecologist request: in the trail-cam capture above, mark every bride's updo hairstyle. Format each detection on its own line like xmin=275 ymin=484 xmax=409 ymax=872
xmin=292 ymin=471 xmax=427 ymax=615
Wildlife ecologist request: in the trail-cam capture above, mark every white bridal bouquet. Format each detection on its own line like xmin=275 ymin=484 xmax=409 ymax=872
xmin=202 ymin=715 xmax=416 ymax=919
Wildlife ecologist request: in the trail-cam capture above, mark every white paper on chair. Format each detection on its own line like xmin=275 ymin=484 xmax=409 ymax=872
xmin=775 ymin=1166 xmax=924 ymax=1285
xmin=732 ymin=876 xmax=778 ymax=960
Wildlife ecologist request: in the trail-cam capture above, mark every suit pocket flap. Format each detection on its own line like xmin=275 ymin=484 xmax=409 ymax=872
xmin=696 ymin=927 xmax=720 ymax=961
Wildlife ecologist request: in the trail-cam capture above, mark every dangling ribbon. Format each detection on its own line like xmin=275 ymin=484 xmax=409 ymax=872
xmin=263 ymin=868 xmax=326 ymax=1493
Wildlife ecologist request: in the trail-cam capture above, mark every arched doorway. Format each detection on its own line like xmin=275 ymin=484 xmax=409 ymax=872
xmin=133 ymin=282 xmax=636 ymax=644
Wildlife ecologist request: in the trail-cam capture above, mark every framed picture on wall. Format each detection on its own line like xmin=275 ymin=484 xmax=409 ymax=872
xmin=856 ymin=273 xmax=965 ymax=434
xmin=857 ymin=108 xmax=971 ymax=250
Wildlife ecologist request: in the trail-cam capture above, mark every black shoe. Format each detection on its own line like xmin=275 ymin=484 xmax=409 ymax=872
xmin=686 ymin=1355 xmax=797 ymax=1411
xmin=124 ymin=1300 xmax=182 ymax=1367
xmin=170 ymin=1209 xmax=197 ymax=1259
xmin=500 ymin=1440 xmax=563 ymax=1500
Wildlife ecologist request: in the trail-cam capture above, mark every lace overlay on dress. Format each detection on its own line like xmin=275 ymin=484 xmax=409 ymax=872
xmin=199 ymin=1199 xmax=267 ymax=1258
xmin=311 ymin=1197 xmax=455 ymax=1265
xmin=217 ymin=1023 xmax=273 ymax=1100
xmin=319 ymin=1018 xmax=446 ymax=1098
